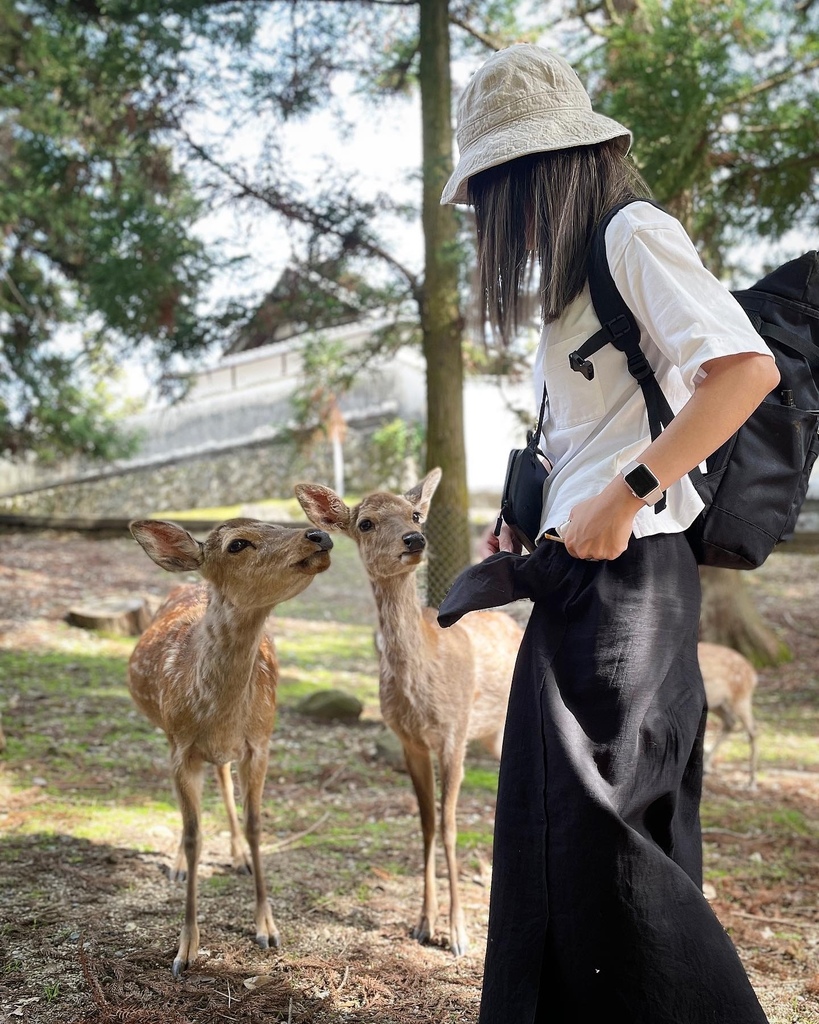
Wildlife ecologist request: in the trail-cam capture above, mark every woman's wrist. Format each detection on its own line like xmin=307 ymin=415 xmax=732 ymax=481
xmin=607 ymin=474 xmax=645 ymax=516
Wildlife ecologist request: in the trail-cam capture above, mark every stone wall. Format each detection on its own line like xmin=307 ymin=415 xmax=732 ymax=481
xmin=0 ymin=422 xmax=400 ymax=520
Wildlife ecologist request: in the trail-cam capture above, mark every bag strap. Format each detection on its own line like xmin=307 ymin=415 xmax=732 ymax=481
xmin=527 ymin=384 xmax=548 ymax=453
xmin=572 ymin=198 xmax=680 ymax=512
xmin=741 ymin=304 xmax=819 ymax=367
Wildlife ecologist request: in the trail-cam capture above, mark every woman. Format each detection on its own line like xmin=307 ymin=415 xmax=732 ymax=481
xmin=439 ymin=44 xmax=778 ymax=1023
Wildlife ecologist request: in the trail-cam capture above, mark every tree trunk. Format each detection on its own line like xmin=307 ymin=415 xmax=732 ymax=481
xmin=698 ymin=566 xmax=789 ymax=666
xmin=417 ymin=0 xmax=471 ymax=607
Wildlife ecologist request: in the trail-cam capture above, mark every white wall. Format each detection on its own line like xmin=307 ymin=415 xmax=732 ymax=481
xmin=463 ymin=376 xmax=536 ymax=495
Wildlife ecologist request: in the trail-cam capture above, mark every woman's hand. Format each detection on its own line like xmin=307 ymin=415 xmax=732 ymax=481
xmin=479 ymin=522 xmax=522 ymax=557
xmin=558 ymin=477 xmax=643 ymax=561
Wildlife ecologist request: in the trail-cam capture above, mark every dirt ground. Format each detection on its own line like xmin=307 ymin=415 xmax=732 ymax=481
xmin=0 ymin=527 xmax=817 ymax=1024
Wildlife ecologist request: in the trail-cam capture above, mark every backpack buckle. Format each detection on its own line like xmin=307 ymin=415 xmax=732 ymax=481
xmin=626 ymin=351 xmax=653 ymax=382
xmin=569 ymin=351 xmax=595 ymax=380
xmin=605 ymin=315 xmax=631 ymax=340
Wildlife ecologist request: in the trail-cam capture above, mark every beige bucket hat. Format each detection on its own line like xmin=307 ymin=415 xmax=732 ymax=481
xmin=441 ymin=44 xmax=632 ymax=206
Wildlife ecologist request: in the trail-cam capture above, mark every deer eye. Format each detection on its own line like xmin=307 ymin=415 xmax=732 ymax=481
xmin=227 ymin=538 xmax=251 ymax=553
xmin=412 ymin=511 xmax=422 ymax=524
xmin=358 ymin=519 xmax=374 ymax=532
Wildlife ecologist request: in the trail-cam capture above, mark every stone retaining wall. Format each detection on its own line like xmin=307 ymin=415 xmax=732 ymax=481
xmin=0 ymin=424 xmax=401 ymax=519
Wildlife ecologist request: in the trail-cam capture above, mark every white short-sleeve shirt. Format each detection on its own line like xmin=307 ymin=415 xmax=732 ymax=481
xmin=535 ymin=201 xmax=774 ymax=539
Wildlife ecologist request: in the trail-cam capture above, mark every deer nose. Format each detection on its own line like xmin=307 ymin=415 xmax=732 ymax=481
xmin=403 ymin=531 xmax=426 ymax=553
xmin=306 ymin=529 xmax=333 ymax=551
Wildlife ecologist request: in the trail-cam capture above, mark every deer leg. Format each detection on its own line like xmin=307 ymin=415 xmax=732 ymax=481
xmin=747 ymin=724 xmax=759 ymax=791
xmin=439 ymin=739 xmax=468 ymax=957
xmin=237 ymin=748 xmax=281 ymax=950
xmin=735 ymin=698 xmax=759 ymax=791
xmin=403 ymin=743 xmax=439 ymax=945
xmin=703 ymin=709 xmax=733 ymax=774
xmin=171 ymin=756 xmax=206 ymax=977
xmin=214 ymin=762 xmax=252 ymax=874
xmin=482 ymin=728 xmax=504 ymax=762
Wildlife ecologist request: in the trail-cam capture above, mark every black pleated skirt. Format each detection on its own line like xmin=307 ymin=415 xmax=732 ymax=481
xmin=440 ymin=533 xmax=769 ymax=1024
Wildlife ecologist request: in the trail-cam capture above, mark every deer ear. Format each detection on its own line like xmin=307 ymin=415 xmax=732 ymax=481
xmin=294 ymin=484 xmax=352 ymax=533
xmin=404 ymin=467 xmax=442 ymax=517
xmin=129 ymin=520 xmax=204 ymax=572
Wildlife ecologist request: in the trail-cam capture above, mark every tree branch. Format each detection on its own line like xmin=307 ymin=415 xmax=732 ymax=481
xmin=448 ymin=15 xmax=505 ymax=50
xmin=727 ymin=57 xmax=819 ymax=107
xmin=707 ymin=150 xmax=819 ymax=208
xmin=180 ymin=132 xmax=421 ymax=293
xmin=576 ymin=9 xmax=609 ymax=37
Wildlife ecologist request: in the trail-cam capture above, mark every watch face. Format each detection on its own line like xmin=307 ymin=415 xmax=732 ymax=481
xmin=625 ymin=463 xmax=660 ymax=498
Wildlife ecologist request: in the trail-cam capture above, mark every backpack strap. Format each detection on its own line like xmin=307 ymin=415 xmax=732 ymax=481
xmin=741 ymin=304 xmax=819 ymax=368
xmin=572 ymin=198 xmax=676 ymax=512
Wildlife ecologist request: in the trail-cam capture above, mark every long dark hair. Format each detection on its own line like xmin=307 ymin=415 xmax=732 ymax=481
xmin=469 ymin=139 xmax=652 ymax=345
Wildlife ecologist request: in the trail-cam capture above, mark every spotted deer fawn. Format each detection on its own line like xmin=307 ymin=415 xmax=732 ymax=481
xmin=296 ymin=469 xmax=523 ymax=956
xmin=698 ymin=641 xmax=759 ymax=789
xmin=127 ymin=518 xmax=333 ymax=975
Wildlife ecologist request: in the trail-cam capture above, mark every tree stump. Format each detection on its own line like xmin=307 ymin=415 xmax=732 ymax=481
xmin=65 ymin=596 xmax=159 ymax=636
xmin=698 ymin=566 xmax=789 ymax=666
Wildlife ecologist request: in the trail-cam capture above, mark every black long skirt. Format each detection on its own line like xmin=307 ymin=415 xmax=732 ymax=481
xmin=440 ymin=533 xmax=769 ymax=1024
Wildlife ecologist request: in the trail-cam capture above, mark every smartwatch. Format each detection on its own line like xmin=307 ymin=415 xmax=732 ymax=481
xmin=621 ymin=461 xmax=664 ymax=506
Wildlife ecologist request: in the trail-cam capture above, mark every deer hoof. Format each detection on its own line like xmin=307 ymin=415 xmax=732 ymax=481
xmin=231 ymin=848 xmax=253 ymax=875
xmin=450 ymin=935 xmax=469 ymax=958
xmin=411 ymin=918 xmax=433 ymax=945
xmin=255 ymin=904 xmax=281 ymax=950
xmin=255 ymin=929 xmax=281 ymax=950
xmin=173 ymin=924 xmax=199 ymax=977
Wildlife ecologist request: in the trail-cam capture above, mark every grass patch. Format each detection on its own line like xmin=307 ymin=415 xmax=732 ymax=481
xmin=277 ymin=621 xmax=377 ymax=670
xmin=150 ymin=498 xmax=306 ymax=522
xmin=458 ymin=828 xmax=496 ymax=851
xmin=150 ymin=495 xmax=367 ymax=524
xmin=702 ymin=801 xmax=815 ymax=839
xmin=275 ymin=614 xmax=380 ymax=710
xmin=462 ymin=765 xmax=500 ymax=794
xmin=276 ymin=534 xmax=378 ymax=625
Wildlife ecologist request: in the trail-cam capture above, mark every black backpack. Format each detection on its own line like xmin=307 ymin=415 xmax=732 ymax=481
xmin=570 ymin=200 xmax=819 ymax=570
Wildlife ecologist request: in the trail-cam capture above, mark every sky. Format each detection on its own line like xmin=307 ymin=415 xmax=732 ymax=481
xmin=124 ymin=70 xmax=429 ymax=403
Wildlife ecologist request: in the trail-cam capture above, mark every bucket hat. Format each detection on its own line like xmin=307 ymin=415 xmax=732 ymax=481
xmin=441 ymin=44 xmax=632 ymax=206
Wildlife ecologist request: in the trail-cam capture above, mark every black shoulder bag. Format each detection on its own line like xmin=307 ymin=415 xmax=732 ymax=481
xmin=493 ymin=385 xmax=550 ymax=552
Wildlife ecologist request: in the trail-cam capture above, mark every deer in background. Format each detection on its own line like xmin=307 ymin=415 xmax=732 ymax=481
xmin=295 ymin=469 xmax=523 ymax=957
xmin=699 ymin=641 xmax=759 ymax=790
xmin=127 ymin=518 xmax=333 ymax=976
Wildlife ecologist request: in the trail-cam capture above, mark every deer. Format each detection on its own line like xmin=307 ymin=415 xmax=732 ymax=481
xmin=698 ymin=641 xmax=759 ymax=790
xmin=126 ymin=517 xmax=333 ymax=976
xmin=295 ymin=468 xmax=523 ymax=957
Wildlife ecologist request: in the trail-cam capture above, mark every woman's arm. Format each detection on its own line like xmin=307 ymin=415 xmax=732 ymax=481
xmin=558 ymin=351 xmax=780 ymax=561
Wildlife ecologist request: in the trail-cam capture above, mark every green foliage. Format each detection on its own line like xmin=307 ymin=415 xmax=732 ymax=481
xmin=587 ymin=0 xmax=819 ymax=270
xmin=0 ymin=0 xmax=217 ymax=460
xmin=0 ymin=0 xmax=533 ymax=472
xmin=369 ymin=417 xmax=425 ymax=492
xmin=286 ymin=319 xmax=416 ymax=450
